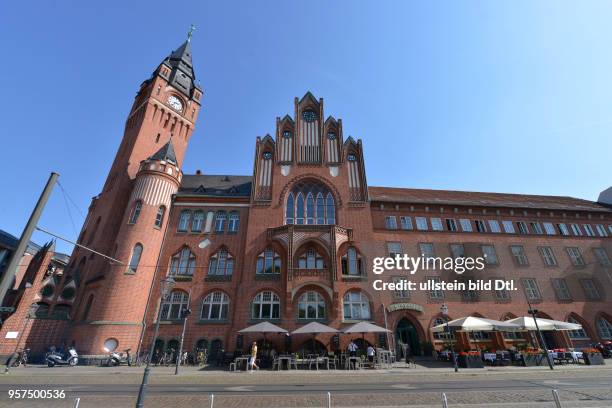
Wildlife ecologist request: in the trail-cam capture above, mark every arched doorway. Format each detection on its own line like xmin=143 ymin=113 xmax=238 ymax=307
xmin=395 ymin=318 xmax=421 ymax=357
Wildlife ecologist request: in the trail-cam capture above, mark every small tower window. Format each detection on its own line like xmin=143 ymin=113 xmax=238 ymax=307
xmin=128 ymin=201 xmax=143 ymax=224
xmin=128 ymin=244 xmax=143 ymax=273
xmin=154 ymin=206 xmax=166 ymax=228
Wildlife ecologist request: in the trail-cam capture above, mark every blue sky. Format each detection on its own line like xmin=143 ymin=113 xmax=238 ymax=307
xmin=1 ymin=1 xmax=611 ymax=253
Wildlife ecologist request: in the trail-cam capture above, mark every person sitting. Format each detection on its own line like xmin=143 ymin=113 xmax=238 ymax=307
xmin=347 ymin=340 xmax=358 ymax=357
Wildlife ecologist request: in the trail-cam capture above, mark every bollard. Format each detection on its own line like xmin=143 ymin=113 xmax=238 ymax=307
xmin=210 ymin=393 xmax=214 ymax=408
xmin=74 ymin=397 xmax=81 ymax=408
xmin=441 ymin=392 xmax=449 ymax=408
xmin=552 ymin=389 xmax=562 ymax=408
xmin=327 ymin=391 xmax=331 ymax=408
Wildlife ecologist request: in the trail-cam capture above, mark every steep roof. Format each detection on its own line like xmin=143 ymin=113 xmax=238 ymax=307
xmin=368 ymin=186 xmax=611 ymax=212
xmin=149 ymin=141 xmax=177 ymax=164
xmin=179 ymin=174 xmax=252 ymax=197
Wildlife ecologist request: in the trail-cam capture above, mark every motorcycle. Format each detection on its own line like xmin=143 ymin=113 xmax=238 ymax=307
xmin=595 ymin=342 xmax=612 ymax=358
xmin=46 ymin=347 xmax=78 ymax=367
xmin=106 ymin=349 xmax=132 ymax=366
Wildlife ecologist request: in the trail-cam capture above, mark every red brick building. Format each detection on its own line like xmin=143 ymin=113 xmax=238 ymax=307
xmin=3 ymin=37 xmax=612 ymax=360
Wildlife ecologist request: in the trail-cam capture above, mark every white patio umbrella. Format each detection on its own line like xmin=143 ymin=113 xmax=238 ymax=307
xmin=506 ymin=317 xmax=582 ymax=331
xmin=431 ymin=316 xmax=520 ymax=333
xmin=343 ymin=321 xmax=390 ymax=349
xmin=238 ymin=321 xmax=288 ymax=349
xmin=292 ymin=322 xmax=339 ymax=354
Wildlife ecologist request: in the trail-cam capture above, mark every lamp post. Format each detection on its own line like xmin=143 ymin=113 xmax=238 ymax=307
xmin=174 ymin=306 xmax=191 ymax=375
xmin=5 ymin=300 xmax=37 ymax=374
xmin=440 ymin=303 xmax=458 ymax=372
xmin=527 ymin=300 xmax=553 ymax=370
xmin=135 ymin=277 xmax=175 ymax=408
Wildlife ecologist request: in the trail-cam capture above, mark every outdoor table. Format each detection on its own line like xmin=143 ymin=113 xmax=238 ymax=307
xmin=233 ymin=356 xmax=250 ymax=371
xmin=276 ymin=355 xmax=293 ymax=370
xmin=309 ymin=356 xmax=329 ymax=370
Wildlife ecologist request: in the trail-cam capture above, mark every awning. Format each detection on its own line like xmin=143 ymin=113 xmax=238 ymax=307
xmin=238 ymin=321 xmax=288 ymax=334
xmin=431 ymin=316 xmax=521 ymax=333
xmin=343 ymin=321 xmax=390 ymax=334
xmin=506 ymin=317 xmax=582 ymax=331
xmin=291 ymin=322 xmax=339 ymax=335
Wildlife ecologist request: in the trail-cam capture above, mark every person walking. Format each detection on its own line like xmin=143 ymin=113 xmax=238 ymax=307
xmin=347 ymin=340 xmax=358 ymax=357
xmin=367 ymin=345 xmax=375 ymax=363
xmin=248 ymin=341 xmax=259 ymax=372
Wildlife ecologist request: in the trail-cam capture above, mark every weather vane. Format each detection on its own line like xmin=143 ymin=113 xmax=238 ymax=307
xmin=187 ymin=24 xmax=196 ymax=42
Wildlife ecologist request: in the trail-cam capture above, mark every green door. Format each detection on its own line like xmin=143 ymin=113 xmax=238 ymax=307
xmin=395 ymin=318 xmax=421 ymax=356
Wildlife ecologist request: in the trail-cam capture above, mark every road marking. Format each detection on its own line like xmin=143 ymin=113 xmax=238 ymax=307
xmin=225 ymin=386 xmax=254 ymax=392
xmin=541 ymin=380 xmax=577 ymax=386
xmin=391 ymin=384 xmax=416 ymax=389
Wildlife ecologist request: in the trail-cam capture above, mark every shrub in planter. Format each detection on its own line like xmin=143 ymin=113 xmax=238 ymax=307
xmin=458 ymin=352 xmax=484 ymax=368
xmin=582 ymin=349 xmax=604 ymax=365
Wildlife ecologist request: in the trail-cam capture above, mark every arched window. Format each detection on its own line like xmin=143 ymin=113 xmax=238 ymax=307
xmin=297 ymin=247 xmax=325 ymax=269
xmin=169 ymin=247 xmax=196 ymax=276
xmin=296 ymin=193 xmax=305 ymax=224
xmin=214 ymin=211 xmax=226 ymax=232
xmin=129 ymin=201 xmax=142 ymax=224
xmin=256 ymin=249 xmax=282 ymax=274
xmin=178 ymin=210 xmax=191 ymax=232
xmin=128 ymin=243 xmax=143 ymax=273
xmin=298 ymin=291 xmax=326 ymax=319
xmin=201 ymin=291 xmax=229 ymax=320
xmin=228 ymin=212 xmax=240 ymax=232
xmin=82 ymin=295 xmax=94 ymax=321
xmin=208 ymin=248 xmax=234 ymax=276
xmin=432 ymin=317 xmax=453 ymax=340
xmin=285 ymin=193 xmax=294 ymax=224
xmin=33 ymin=302 xmax=50 ymax=318
xmin=155 ymin=206 xmax=166 ymax=228
xmin=597 ymin=317 xmax=612 ymax=339
xmin=285 ymin=182 xmax=336 ymax=225
xmin=342 ymin=291 xmax=370 ymax=320
xmin=341 ymin=247 xmax=363 ymax=276
xmin=326 ymin=193 xmax=335 ymax=224
xmin=306 ymin=193 xmax=315 ymax=224
xmin=192 ymin=210 xmax=205 ymax=232
xmin=160 ymin=290 xmax=189 ymax=320
xmin=567 ymin=317 xmax=588 ymax=339
xmin=252 ymin=291 xmax=280 ymax=319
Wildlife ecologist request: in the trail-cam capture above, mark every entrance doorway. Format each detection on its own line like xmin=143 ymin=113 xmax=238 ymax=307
xmin=395 ymin=318 xmax=421 ymax=357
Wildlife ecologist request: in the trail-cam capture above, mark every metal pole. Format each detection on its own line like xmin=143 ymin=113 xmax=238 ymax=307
xmin=527 ymin=301 xmax=553 ymax=370
xmin=4 ymin=304 xmax=36 ymax=373
xmin=447 ymin=321 xmax=458 ymax=373
xmin=209 ymin=394 xmax=214 ymax=408
xmin=0 ymin=172 xmax=59 ymax=307
xmin=381 ymin=303 xmax=392 ymax=352
xmin=74 ymin=397 xmax=81 ymax=408
xmin=441 ymin=392 xmax=449 ymax=408
xmin=135 ymin=292 xmax=167 ymax=407
xmin=551 ymin=389 xmax=562 ymax=408
xmin=174 ymin=290 xmax=191 ymax=375
xmin=327 ymin=391 xmax=331 ymax=408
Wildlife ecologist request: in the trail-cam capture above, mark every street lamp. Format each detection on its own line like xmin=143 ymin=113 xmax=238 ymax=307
xmin=527 ymin=301 xmax=554 ymax=370
xmin=5 ymin=300 xmax=37 ymax=374
xmin=174 ymin=306 xmax=191 ymax=375
xmin=440 ymin=303 xmax=458 ymax=373
xmin=136 ymin=277 xmax=175 ymax=408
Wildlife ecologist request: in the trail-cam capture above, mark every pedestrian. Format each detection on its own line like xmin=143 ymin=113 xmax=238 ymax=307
xmin=248 ymin=341 xmax=259 ymax=371
xmin=367 ymin=345 xmax=375 ymax=363
xmin=347 ymin=340 xmax=358 ymax=357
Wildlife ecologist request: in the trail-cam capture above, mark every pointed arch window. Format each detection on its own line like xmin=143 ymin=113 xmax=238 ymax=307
xmin=214 ymin=211 xmax=227 ymax=232
xmin=567 ymin=317 xmax=588 ymax=339
xmin=155 ymin=206 xmax=166 ymax=228
xmin=160 ymin=290 xmax=189 ymax=320
xmin=252 ymin=291 xmax=280 ymax=319
xmin=306 ymin=193 xmax=315 ymax=224
xmin=284 ymin=182 xmax=336 ymax=225
xmin=129 ymin=201 xmax=143 ymax=224
xmin=296 ymin=193 xmax=305 ymax=225
xmin=128 ymin=243 xmax=143 ymax=273
xmin=201 ymin=291 xmax=229 ymax=320
xmin=298 ymin=291 xmax=326 ymax=319
xmin=597 ymin=317 xmax=612 ymax=339
xmin=228 ymin=212 xmax=240 ymax=232
xmin=297 ymin=247 xmax=325 ymax=269
xmin=341 ymin=246 xmax=364 ymax=276
xmin=82 ymin=295 xmax=94 ymax=321
xmin=342 ymin=291 xmax=370 ymax=320
xmin=169 ymin=247 xmax=196 ymax=276
xmin=208 ymin=248 xmax=234 ymax=276
xmin=178 ymin=210 xmax=191 ymax=232
xmin=192 ymin=210 xmax=205 ymax=232
xmin=285 ymin=193 xmax=294 ymax=224
xmin=256 ymin=249 xmax=281 ymax=274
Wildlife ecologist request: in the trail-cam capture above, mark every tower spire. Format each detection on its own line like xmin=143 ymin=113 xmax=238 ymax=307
xmin=187 ymin=24 xmax=196 ymax=43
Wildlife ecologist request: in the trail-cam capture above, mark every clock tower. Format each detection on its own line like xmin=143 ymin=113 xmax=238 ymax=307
xmin=68 ymin=34 xmax=203 ymax=354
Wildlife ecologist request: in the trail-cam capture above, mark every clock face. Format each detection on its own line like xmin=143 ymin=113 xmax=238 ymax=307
xmin=167 ymin=95 xmax=183 ymax=112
